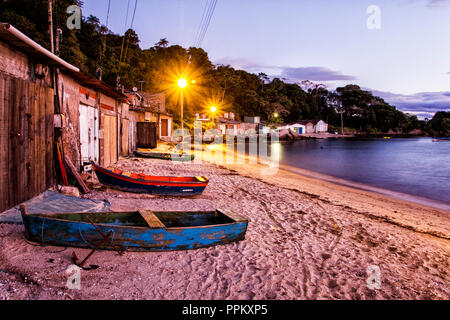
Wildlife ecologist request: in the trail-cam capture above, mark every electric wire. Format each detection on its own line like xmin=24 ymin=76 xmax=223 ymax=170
xmin=196 ymin=0 xmax=218 ymax=48
xmin=122 ymin=0 xmax=139 ymax=71
xmin=194 ymin=0 xmax=211 ymax=47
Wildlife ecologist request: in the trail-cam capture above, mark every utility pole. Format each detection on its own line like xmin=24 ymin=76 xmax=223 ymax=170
xmin=48 ymin=0 xmax=54 ymax=53
xmin=180 ymin=90 xmax=184 ymax=134
xmin=138 ymin=80 xmax=145 ymax=92
xmin=55 ymin=28 xmax=62 ymax=56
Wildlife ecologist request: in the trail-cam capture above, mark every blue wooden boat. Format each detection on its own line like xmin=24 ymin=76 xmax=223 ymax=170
xmin=91 ymin=161 xmax=208 ymax=196
xmin=20 ymin=207 xmax=248 ymax=251
xmin=134 ymin=149 xmax=195 ymax=161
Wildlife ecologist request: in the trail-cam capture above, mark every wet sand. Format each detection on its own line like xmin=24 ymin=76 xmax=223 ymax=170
xmin=0 ymin=154 xmax=449 ymax=300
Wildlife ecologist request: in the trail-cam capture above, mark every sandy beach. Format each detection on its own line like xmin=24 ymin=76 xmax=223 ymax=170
xmin=0 ymin=152 xmax=449 ymax=300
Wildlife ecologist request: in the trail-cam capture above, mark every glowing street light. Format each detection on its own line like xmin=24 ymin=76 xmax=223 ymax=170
xmin=178 ymin=78 xmax=187 ymax=88
xmin=274 ymin=113 xmax=279 ymax=118
xmin=210 ymin=106 xmax=217 ymax=122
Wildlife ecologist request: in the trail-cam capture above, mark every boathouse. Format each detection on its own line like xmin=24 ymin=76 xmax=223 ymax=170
xmin=216 ymin=112 xmax=241 ymax=135
xmin=0 ymin=23 xmax=126 ymax=211
xmin=124 ymin=91 xmax=173 ymax=153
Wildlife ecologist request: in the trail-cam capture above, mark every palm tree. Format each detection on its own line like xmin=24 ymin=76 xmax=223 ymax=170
xmin=155 ymin=38 xmax=169 ymax=48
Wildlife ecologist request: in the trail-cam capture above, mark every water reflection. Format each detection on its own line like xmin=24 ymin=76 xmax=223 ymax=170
xmin=271 ymin=138 xmax=450 ymax=204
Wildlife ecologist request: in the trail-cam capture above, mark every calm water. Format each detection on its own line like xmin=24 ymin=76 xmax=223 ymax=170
xmin=269 ymin=137 xmax=450 ymax=205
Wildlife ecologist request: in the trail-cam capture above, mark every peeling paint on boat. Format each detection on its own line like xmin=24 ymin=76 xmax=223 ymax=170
xmin=21 ymin=210 xmax=248 ymax=251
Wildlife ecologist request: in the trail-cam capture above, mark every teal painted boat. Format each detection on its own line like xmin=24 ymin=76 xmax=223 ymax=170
xmin=20 ymin=206 xmax=248 ymax=251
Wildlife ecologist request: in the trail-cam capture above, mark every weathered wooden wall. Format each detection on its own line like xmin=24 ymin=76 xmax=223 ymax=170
xmin=0 ymin=73 xmax=54 ymax=212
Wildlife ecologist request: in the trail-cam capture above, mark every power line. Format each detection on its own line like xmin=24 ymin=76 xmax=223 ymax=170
xmin=124 ymin=0 xmax=131 ymax=32
xmin=194 ymin=0 xmax=210 ymax=47
xmin=118 ymin=0 xmax=131 ymax=77
xmin=196 ymin=0 xmax=218 ymax=48
xmin=122 ymin=0 xmax=139 ymax=65
xmin=106 ymin=0 xmax=111 ymax=28
xmin=100 ymin=0 xmax=111 ymax=64
xmin=118 ymin=0 xmax=133 ymax=74
xmin=130 ymin=0 xmax=138 ymax=29
xmin=195 ymin=0 xmax=215 ymax=47
xmin=197 ymin=0 xmax=214 ymax=47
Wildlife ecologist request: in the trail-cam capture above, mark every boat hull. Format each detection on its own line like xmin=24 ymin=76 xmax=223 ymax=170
xmin=432 ymin=137 xmax=450 ymax=142
xmin=92 ymin=162 xmax=208 ymax=196
xmin=21 ymin=210 xmax=248 ymax=251
xmin=134 ymin=151 xmax=195 ymax=161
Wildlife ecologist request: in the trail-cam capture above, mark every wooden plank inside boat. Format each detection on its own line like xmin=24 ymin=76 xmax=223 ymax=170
xmin=219 ymin=209 xmax=248 ymax=223
xmin=139 ymin=210 xmax=166 ymax=229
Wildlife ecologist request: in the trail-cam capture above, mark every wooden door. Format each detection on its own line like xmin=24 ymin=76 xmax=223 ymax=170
xmin=102 ymin=114 xmax=117 ymax=167
xmin=79 ymin=105 xmax=99 ymax=163
xmin=121 ymin=119 xmax=129 ymax=156
xmin=136 ymin=122 xmax=156 ymax=149
xmin=0 ymin=73 xmax=54 ymax=212
xmin=161 ymin=119 xmax=168 ymax=137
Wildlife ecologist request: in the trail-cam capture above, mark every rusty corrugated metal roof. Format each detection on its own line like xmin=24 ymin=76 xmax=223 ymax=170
xmin=0 ymin=23 xmax=127 ymax=101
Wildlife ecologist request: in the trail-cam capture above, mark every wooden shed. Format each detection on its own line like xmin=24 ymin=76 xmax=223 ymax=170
xmin=0 ymin=23 xmax=126 ymax=212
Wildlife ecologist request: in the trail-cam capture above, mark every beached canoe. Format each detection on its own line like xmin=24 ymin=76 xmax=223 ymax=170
xmin=20 ymin=207 xmax=248 ymax=251
xmin=91 ymin=161 xmax=208 ymax=196
xmin=134 ymin=149 xmax=195 ymax=161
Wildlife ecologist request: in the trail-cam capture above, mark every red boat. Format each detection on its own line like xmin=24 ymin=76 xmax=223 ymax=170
xmin=91 ymin=162 xmax=208 ymax=196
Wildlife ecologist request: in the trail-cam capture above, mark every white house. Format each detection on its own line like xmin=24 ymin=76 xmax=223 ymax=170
xmin=314 ymin=120 xmax=328 ymax=133
xmin=278 ymin=120 xmax=328 ymax=134
xmin=277 ymin=123 xmax=307 ymax=134
xmin=195 ymin=113 xmax=210 ymax=122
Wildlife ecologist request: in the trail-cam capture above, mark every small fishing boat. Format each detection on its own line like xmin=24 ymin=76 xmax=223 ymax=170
xmin=91 ymin=161 xmax=208 ymax=196
xmin=20 ymin=206 xmax=248 ymax=251
xmin=134 ymin=149 xmax=195 ymax=161
xmin=432 ymin=137 xmax=450 ymax=142
xmin=383 ymin=136 xmax=392 ymax=139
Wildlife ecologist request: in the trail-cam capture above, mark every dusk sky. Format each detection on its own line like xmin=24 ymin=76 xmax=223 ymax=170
xmin=82 ymin=0 xmax=450 ymax=118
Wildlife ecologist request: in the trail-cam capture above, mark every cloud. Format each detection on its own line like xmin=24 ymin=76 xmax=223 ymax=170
xmin=214 ymin=57 xmax=261 ymax=70
xmin=371 ymin=89 xmax=450 ymax=116
xmin=214 ymin=58 xmax=356 ymax=82
xmin=279 ymin=66 xmax=357 ymax=82
xmin=214 ymin=57 xmax=448 ymax=118
xmin=425 ymin=0 xmax=450 ymax=8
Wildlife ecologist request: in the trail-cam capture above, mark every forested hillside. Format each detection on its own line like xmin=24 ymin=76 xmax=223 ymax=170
xmin=2 ymin=0 xmax=448 ymax=135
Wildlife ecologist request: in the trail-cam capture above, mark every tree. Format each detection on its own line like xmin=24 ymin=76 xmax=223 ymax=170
xmin=155 ymin=38 xmax=169 ymax=48
xmin=428 ymin=112 xmax=450 ymax=137
xmin=327 ymin=92 xmax=344 ymax=134
xmin=0 ymin=2 xmax=426 ymax=135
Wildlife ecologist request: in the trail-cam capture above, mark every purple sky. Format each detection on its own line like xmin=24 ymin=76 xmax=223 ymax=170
xmin=82 ymin=0 xmax=450 ymax=117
